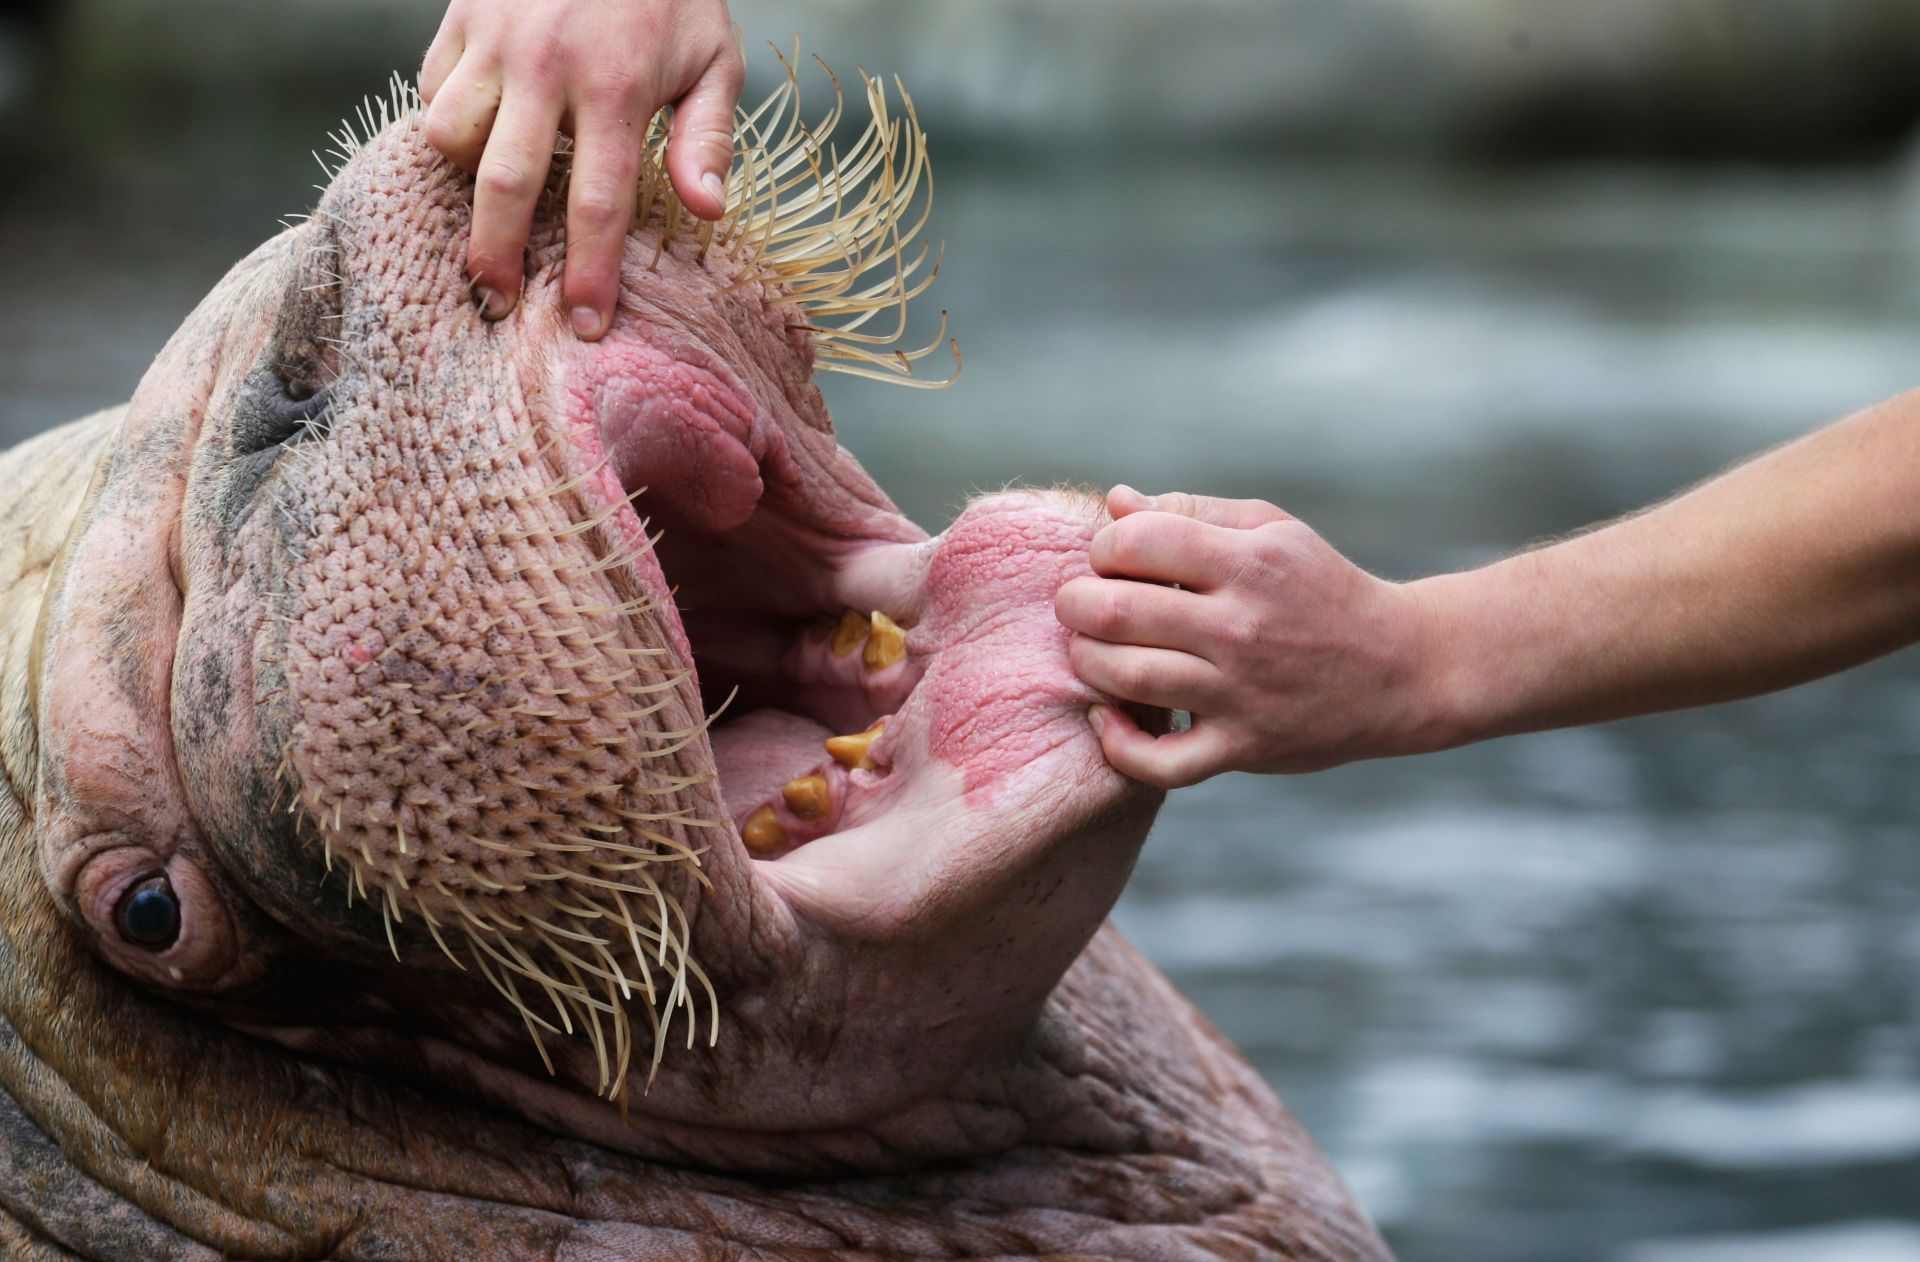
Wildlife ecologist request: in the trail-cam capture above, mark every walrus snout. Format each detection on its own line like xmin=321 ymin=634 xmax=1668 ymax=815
xmin=37 ymin=69 xmax=1151 ymax=1133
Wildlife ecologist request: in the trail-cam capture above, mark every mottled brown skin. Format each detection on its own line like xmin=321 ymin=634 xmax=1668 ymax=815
xmin=0 ymin=117 xmax=1394 ymax=1259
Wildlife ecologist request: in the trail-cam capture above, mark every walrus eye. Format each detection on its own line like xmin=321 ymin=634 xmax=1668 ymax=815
xmin=117 ymin=876 xmax=182 ymax=950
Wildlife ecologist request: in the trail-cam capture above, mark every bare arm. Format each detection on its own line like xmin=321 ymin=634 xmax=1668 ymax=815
xmin=1057 ymin=389 xmax=1920 ymax=787
xmin=1423 ymin=387 xmax=1920 ymax=744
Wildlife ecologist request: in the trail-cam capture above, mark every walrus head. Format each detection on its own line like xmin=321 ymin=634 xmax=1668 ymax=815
xmin=25 ymin=63 xmax=1168 ymax=1158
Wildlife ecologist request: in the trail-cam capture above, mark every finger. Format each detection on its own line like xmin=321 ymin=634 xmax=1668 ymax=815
xmin=421 ymin=55 xmax=503 ymax=172
xmin=1109 ymin=486 xmax=1292 ymax=531
xmin=1087 ymin=706 xmax=1234 ymax=790
xmin=1067 ymin=636 xmax=1227 ymax=713
xmin=1055 ymin=575 xmax=1211 ymax=653
xmin=667 ymin=48 xmax=745 ymax=220
xmin=418 ymin=9 xmax=465 ymax=104
xmin=562 ymin=100 xmax=647 ymax=340
xmin=467 ymin=90 xmax=564 ymax=320
xmin=1105 ymin=484 xmax=1155 ymax=519
xmin=1089 ymin=511 xmax=1242 ymax=589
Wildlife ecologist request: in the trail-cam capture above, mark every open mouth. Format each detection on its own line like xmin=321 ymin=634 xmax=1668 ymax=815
xmin=561 ymin=359 xmax=937 ymax=868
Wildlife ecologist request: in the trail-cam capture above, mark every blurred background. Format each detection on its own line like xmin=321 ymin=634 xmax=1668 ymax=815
xmin=5 ymin=2 xmax=1920 ymax=1258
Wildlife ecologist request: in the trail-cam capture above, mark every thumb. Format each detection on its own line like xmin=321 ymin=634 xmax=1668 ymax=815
xmin=667 ymin=50 xmax=745 ymax=221
xmin=1111 ymin=487 xmax=1293 ymax=531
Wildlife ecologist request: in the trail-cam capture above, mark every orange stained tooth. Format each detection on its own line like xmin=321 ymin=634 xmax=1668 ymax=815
xmin=863 ymin=612 xmax=906 ymax=670
xmin=828 ymin=609 xmax=869 ymax=657
xmin=741 ymin=807 xmax=788 ymax=855
xmin=824 ymin=722 xmax=884 ymax=771
xmin=781 ymin=773 xmax=831 ymax=821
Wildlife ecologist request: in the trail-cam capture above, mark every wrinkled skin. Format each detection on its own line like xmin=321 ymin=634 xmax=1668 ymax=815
xmin=0 ymin=106 xmax=1392 ymax=1260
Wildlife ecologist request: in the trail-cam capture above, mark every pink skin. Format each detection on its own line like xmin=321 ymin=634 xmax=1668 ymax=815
xmin=12 ymin=113 xmax=1391 ymax=1256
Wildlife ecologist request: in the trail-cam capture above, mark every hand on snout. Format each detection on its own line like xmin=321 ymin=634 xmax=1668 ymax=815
xmin=420 ymin=0 xmax=743 ymax=338
xmin=1055 ymin=486 xmax=1444 ymax=789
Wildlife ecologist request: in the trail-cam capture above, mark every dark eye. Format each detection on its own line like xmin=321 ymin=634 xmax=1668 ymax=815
xmin=117 ymin=876 xmax=181 ymax=950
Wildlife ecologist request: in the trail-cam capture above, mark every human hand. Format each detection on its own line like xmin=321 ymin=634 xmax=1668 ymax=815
xmin=420 ymin=0 xmax=743 ymax=339
xmin=1055 ymin=486 xmax=1450 ymax=788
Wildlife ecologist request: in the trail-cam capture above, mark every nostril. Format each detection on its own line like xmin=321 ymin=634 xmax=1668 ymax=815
xmin=234 ymin=367 xmax=333 ymax=457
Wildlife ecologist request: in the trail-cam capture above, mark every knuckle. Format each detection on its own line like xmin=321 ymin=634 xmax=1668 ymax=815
xmin=1250 ymin=523 xmax=1308 ymax=574
xmin=466 ymin=247 xmax=519 ymax=280
xmin=1109 ymin=656 xmax=1152 ymax=699
xmin=569 ymin=190 xmax=629 ymax=228
xmin=1088 ymin=589 xmax=1128 ymax=639
xmin=478 ymin=160 xmax=538 ymax=201
xmin=577 ymin=74 xmax=643 ymax=116
xmin=708 ymin=47 xmax=747 ymax=92
xmin=1212 ymin=610 xmax=1256 ymax=652
xmin=517 ymin=33 xmax=564 ymax=79
xmin=689 ymin=128 xmax=735 ymax=158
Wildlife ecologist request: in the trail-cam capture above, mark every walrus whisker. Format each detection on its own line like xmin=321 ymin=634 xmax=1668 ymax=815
xmin=338 ymin=43 xmax=958 ymax=389
xmin=271 ymin=51 xmax=983 ymax=1094
xmin=379 ymin=896 xmax=401 ymax=961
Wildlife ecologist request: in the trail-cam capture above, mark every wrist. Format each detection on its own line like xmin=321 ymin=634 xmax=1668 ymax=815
xmin=1397 ymin=568 xmax=1506 ymax=754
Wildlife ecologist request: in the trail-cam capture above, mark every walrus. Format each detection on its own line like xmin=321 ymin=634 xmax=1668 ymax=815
xmin=0 ymin=59 xmax=1393 ymax=1260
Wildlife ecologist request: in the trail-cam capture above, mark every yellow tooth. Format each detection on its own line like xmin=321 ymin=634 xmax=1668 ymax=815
xmin=828 ymin=609 xmax=869 ymax=657
xmin=863 ymin=611 xmax=906 ymax=670
xmin=741 ymin=807 xmax=788 ymax=855
xmin=825 ymin=721 xmax=885 ymax=771
xmin=782 ymin=773 xmax=831 ymax=821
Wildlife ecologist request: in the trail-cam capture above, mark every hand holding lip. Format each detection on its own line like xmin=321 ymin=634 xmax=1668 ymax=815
xmin=1056 ymin=484 xmax=1443 ymax=789
xmin=418 ymin=0 xmax=744 ymax=340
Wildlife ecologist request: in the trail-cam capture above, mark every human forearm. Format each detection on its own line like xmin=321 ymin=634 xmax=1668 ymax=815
xmin=1417 ymin=388 xmax=1920 ymax=746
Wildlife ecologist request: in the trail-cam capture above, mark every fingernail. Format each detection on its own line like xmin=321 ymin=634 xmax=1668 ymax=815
xmin=1087 ymin=704 xmax=1109 ymax=736
xmin=1113 ymin=484 xmax=1153 ymax=508
xmin=701 ymin=171 xmax=726 ymax=208
xmin=475 ymin=286 xmax=508 ymax=319
xmin=570 ymin=306 xmax=603 ymax=339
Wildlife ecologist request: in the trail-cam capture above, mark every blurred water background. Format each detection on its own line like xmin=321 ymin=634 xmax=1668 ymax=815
xmin=5 ymin=2 xmax=1920 ymax=1258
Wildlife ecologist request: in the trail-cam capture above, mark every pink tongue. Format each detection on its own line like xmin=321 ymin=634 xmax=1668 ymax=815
xmin=571 ymin=336 xmax=767 ymax=532
xmin=710 ymin=711 xmax=835 ymax=819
